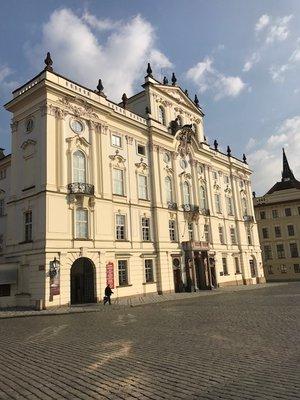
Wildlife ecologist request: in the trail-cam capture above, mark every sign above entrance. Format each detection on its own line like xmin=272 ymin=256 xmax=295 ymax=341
xmin=106 ymin=262 xmax=115 ymax=288
xmin=182 ymin=241 xmax=210 ymax=251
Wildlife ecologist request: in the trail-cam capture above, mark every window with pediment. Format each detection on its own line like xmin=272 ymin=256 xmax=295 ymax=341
xmin=183 ymin=181 xmax=191 ymax=205
xmin=165 ymin=176 xmax=173 ymax=203
xmin=199 ymin=186 xmax=207 ymax=209
xmin=73 ymin=150 xmax=86 ymax=183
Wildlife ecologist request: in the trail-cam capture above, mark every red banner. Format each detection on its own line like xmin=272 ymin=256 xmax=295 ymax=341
xmin=106 ymin=262 xmax=114 ymax=288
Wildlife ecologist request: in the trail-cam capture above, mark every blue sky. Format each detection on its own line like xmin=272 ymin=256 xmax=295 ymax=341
xmin=1 ymin=0 xmax=300 ymax=194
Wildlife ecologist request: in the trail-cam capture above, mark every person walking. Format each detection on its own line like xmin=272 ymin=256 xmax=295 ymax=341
xmin=103 ymin=284 xmax=113 ymax=305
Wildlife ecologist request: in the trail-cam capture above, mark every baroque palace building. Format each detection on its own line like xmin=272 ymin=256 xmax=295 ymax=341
xmin=254 ymin=149 xmax=300 ymax=281
xmin=0 ymin=53 xmax=265 ymax=308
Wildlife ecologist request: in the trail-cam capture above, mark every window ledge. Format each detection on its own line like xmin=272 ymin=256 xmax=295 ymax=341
xmin=73 ymin=238 xmax=91 ymax=241
xmin=19 ymin=240 xmax=33 ymax=244
xmin=22 ymin=185 xmax=36 ymax=192
xmin=116 ymin=284 xmax=133 ymax=288
xmin=142 ymin=281 xmax=157 ymax=285
xmin=115 ymin=239 xmax=129 ymax=242
xmin=138 ymin=198 xmax=150 ymax=202
xmin=113 ymin=194 xmax=126 ymax=198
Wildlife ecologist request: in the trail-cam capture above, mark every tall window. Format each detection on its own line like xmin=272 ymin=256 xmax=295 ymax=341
xmin=199 ymin=186 xmax=207 ymax=209
xmin=290 ymin=243 xmax=299 ymax=258
xmin=24 ymin=211 xmax=32 ymax=242
xmin=275 ymin=226 xmax=281 ymax=238
xmin=113 ymin=168 xmax=124 ymax=195
xmin=138 ymin=175 xmax=148 ymax=200
xmin=226 ymin=197 xmax=233 ymax=216
xmin=249 ymin=260 xmax=256 ymax=277
xmin=165 ymin=177 xmax=173 ymax=203
xmin=272 ymin=209 xmax=279 ymax=218
xmin=287 ymin=225 xmax=295 ymax=236
xmin=169 ymin=220 xmax=176 ymax=241
xmin=188 ymin=222 xmax=194 ymax=241
xmin=118 ymin=260 xmax=128 ymax=286
xmin=222 ymin=258 xmax=228 ymax=275
xmin=234 ymin=257 xmax=241 ymax=274
xmin=76 ymin=209 xmax=88 ymax=239
xmin=260 ymin=211 xmax=266 ymax=219
xmin=142 ymin=217 xmax=151 ymax=241
xmin=294 ymin=264 xmax=300 ymax=273
xmin=262 ymin=228 xmax=269 ymax=239
xmin=183 ymin=182 xmax=190 ymax=205
xmin=111 ymin=134 xmax=122 ymax=148
xmin=145 ymin=260 xmax=154 ymax=283
xmin=276 ymin=244 xmax=285 ymax=259
xmin=0 ymin=199 xmax=4 ymax=216
xmin=158 ymin=106 xmax=166 ymax=125
xmin=230 ymin=227 xmax=237 ymax=244
xmin=241 ymin=198 xmax=248 ymax=216
xmin=246 ymin=226 xmax=252 ymax=245
xmin=73 ymin=150 xmax=86 ymax=183
xmin=215 ymin=194 xmax=222 ymax=213
xmin=204 ymin=224 xmax=210 ymax=242
xmin=116 ymin=214 xmax=126 ymax=240
xmin=219 ymin=226 xmax=224 ymax=244
xmin=285 ymin=208 xmax=292 ymax=217
xmin=264 ymin=245 xmax=272 ymax=261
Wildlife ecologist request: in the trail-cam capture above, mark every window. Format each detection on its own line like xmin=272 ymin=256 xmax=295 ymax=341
xmin=241 ymin=198 xmax=248 ymax=216
xmin=234 ymin=257 xmax=241 ymax=274
xmin=165 ymin=177 xmax=173 ymax=203
xmin=272 ymin=209 xmax=279 ymax=218
xmin=0 ymin=199 xmax=4 ymax=216
xmin=177 ymin=115 xmax=183 ymax=127
xmin=0 ymin=169 xmax=6 ymax=180
xmin=280 ymin=265 xmax=287 ymax=274
xmin=145 ymin=259 xmax=154 ymax=283
xmin=285 ymin=208 xmax=292 ymax=217
xmin=249 ymin=260 xmax=256 ymax=277
xmin=246 ymin=226 xmax=252 ymax=245
xmin=276 ymin=244 xmax=285 ymax=259
xmin=294 ymin=264 xmax=300 ymax=273
xmin=204 ymin=224 xmax=210 ymax=242
xmin=199 ymin=186 xmax=207 ymax=209
xmin=183 ymin=182 xmax=191 ymax=205
xmin=113 ymin=168 xmax=124 ymax=195
xmin=0 ymin=234 xmax=3 ymax=252
xmin=0 ymin=284 xmax=10 ymax=297
xmin=24 ymin=211 xmax=32 ymax=242
xmin=219 ymin=226 xmax=224 ymax=244
xmin=298 ymin=206 xmax=300 ymax=215
xmin=275 ymin=226 xmax=281 ymax=238
xmin=287 ymin=225 xmax=295 ymax=236
xmin=260 ymin=211 xmax=266 ymax=220
xmin=158 ymin=106 xmax=166 ymax=125
xmin=188 ymin=222 xmax=194 ymax=241
xmin=226 ymin=197 xmax=233 ymax=216
xmin=290 ymin=243 xmax=299 ymax=258
xmin=76 ymin=209 xmax=88 ymax=239
xmin=222 ymin=258 xmax=228 ymax=275
xmin=137 ymin=144 xmax=146 ymax=156
xmin=116 ymin=214 xmax=126 ymax=240
xmin=213 ymin=171 xmax=218 ymax=181
xmin=138 ymin=175 xmax=148 ymax=200
xmin=224 ymin=175 xmax=230 ymax=185
xmin=111 ymin=134 xmax=122 ymax=148
xmin=262 ymin=228 xmax=269 ymax=239
xmin=239 ymin=180 xmax=244 ymax=188
xmin=118 ymin=260 xmax=128 ymax=286
xmin=215 ymin=193 xmax=222 ymax=213
xmin=230 ymin=227 xmax=237 ymax=244
xmin=192 ymin=123 xmax=198 ymax=134
xmin=73 ymin=150 xmax=86 ymax=183
xmin=141 ymin=217 xmax=151 ymax=241
xmin=267 ymin=265 xmax=273 ymax=274
xmin=264 ymin=245 xmax=272 ymax=261
xmin=169 ymin=220 xmax=176 ymax=241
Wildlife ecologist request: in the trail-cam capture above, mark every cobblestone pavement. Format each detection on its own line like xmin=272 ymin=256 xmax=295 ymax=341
xmin=0 ymin=282 xmax=299 ymax=400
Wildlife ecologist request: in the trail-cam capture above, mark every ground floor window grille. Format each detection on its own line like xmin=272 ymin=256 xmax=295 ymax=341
xmin=118 ymin=260 xmax=128 ymax=286
xmin=145 ymin=259 xmax=154 ymax=283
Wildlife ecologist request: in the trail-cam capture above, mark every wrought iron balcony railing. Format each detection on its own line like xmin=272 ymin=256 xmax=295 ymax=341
xmin=67 ymin=182 xmax=95 ymax=195
xmin=243 ymin=215 xmax=254 ymax=223
xmin=167 ymin=202 xmax=178 ymax=210
xmin=182 ymin=204 xmax=199 ymax=213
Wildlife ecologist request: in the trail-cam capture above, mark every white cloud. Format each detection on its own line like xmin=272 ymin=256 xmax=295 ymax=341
xmin=0 ymin=64 xmax=19 ymax=96
xmin=269 ymin=41 xmax=300 ymax=82
xmin=265 ymin=15 xmax=293 ymax=44
xmin=248 ymin=116 xmax=300 ymax=194
xmin=243 ymin=52 xmax=260 ymax=72
xmin=246 ymin=137 xmax=257 ymax=151
xmin=25 ymin=9 xmax=172 ymax=101
xmin=186 ymin=57 xmax=246 ymax=100
xmin=255 ymin=14 xmax=270 ymax=32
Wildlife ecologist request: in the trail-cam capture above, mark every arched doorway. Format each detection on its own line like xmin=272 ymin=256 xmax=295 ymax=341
xmin=70 ymin=257 xmax=96 ymax=304
xmin=249 ymin=257 xmax=257 ymax=278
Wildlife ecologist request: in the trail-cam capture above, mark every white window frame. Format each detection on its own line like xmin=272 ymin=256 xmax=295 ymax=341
xmin=116 ymin=214 xmax=126 ymax=240
xmin=169 ymin=219 xmax=176 ymax=241
xmin=144 ymin=259 xmax=155 ymax=283
xmin=199 ymin=186 xmax=207 ymax=209
xmin=113 ymin=168 xmax=125 ymax=196
xmin=75 ymin=208 xmax=89 ymax=239
xmin=24 ymin=210 xmax=33 ymax=242
xmin=183 ymin=181 xmax=191 ymax=205
xmin=188 ymin=222 xmax=194 ymax=241
xmin=73 ymin=150 xmax=86 ymax=183
xmin=118 ymin=259 xmax=129 ymax=286
xmin=219 ymin=226 xmax=224 ymax=244
xmin=137 ymin=143 xmax=146 ymax=157
xmin=158 ymin=106 xmax=166 ymax=125
xmin=111 ymin=133 xmax=122 ymax=148
xmin=141 ymin=217 xmax=151 ymax=241
xmin=165 ymin=176 xmax=173 ymax=203
xmin=230 ymin=227 xmax=237 ymax=245
xmin=215 ymin=193 xmax=222 ymax=213
xmin=138 ymin=174 xmax=148 ymax=200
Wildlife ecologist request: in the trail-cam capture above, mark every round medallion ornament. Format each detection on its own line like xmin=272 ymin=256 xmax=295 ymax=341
xmin=163 ymin=152 xmax=170 ymax=163
xmin=70 ymin=119 xmax=84 ymax=134
xmin=180 ymin=158 xmax=187 ymax=169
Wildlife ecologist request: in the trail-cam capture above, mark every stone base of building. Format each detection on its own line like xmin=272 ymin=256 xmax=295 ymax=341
xmin=218 ymin=279 xmax=244 ymax=287
xmin=256 ymin=277 xmax=266 ymax=284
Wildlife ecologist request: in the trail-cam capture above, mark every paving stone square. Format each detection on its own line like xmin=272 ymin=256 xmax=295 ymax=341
xmin=0 ymin=283 xmax=299 ymax=399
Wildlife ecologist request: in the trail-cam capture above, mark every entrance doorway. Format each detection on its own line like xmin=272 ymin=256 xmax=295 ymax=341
xmin=194 ymin=251 xmax=210 ymax=290
xmin=249 ymin=259 xmax=256 ymax=278
xmin=172 ymin=258 xmax=183 ymax=293
xmin=70 ymin=257 xmax=96 ymax=304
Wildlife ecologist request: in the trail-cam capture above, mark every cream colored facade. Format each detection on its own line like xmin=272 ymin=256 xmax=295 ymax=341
xmin=254 ymin=150 xmax=300 ymax=281
xmin=0 ymin=55 xmax=264 ymax=308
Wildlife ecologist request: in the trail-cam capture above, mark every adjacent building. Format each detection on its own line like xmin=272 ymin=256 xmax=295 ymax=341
xmin=0 ymin=53 xmax=264 ymax=308
xmin=254 ymin=149 xmax=300 ymax=281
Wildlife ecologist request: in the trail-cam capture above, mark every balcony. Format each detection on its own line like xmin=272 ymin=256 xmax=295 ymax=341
xmin=199 ymin=208 xmax=210 ymax=216
xmin=67 ymin=182 xmax=95 ymax=195
xmin=243 ymin=215 xmax=254 ymax=223
xmin=167 ymin=202 xmax=178 ymax=210
xmin=182 ymin=204 xmax=199 ymax=212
